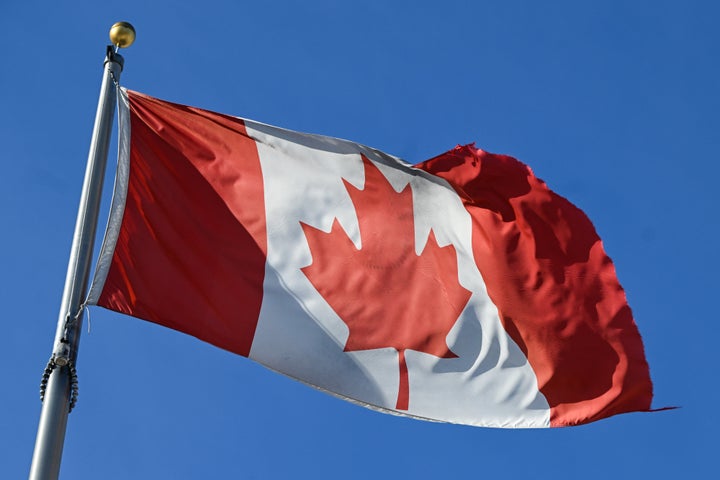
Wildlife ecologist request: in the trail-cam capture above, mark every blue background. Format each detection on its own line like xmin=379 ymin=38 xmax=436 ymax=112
xmin=2 ymin=1 xmax=716 ymax=478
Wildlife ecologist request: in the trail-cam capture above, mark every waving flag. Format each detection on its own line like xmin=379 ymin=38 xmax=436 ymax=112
xmin=87 ymin=88 xmax=653 ymax=427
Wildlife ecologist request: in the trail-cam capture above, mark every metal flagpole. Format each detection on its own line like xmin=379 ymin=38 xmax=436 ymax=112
xmin=29 ymin=22 xmax=135 ymax=480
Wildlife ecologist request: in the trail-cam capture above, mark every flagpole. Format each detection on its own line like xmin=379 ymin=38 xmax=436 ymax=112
xmin=29 ymin=23 xmax=135 ymax=480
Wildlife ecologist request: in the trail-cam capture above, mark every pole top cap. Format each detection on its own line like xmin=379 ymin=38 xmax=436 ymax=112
xmin=109 ymin=22 xmax=136 ymax=49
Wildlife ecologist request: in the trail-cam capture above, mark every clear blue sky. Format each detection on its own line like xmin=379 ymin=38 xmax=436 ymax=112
xmin=2 ymin=1 xmax=716 ymax=478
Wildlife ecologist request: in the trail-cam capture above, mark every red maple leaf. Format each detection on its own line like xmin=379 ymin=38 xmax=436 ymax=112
xmin=301 ymin=155 xmax=472 ymax=410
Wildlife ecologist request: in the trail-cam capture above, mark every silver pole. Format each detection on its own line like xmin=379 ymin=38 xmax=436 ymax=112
xmin=29 ymin=45 xmax=125 ymax=480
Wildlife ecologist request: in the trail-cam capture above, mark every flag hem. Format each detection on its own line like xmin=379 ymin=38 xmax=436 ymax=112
xmin=253 ymin=358 xmax=551 ymax=429
xmin=86 ymin=86 xmax=131 ymax=305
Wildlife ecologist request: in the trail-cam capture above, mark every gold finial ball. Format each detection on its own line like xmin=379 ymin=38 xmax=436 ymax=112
xmin=109 ymin=22 xmax=136 ymax=48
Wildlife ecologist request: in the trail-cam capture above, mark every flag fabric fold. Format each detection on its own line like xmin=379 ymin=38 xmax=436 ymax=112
xmin=88 ymin=88 xmax=653 ymax=427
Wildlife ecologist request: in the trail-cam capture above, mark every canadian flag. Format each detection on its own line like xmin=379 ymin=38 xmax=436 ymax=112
xmin=87 ymin=88 xmax=653 ymax=428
